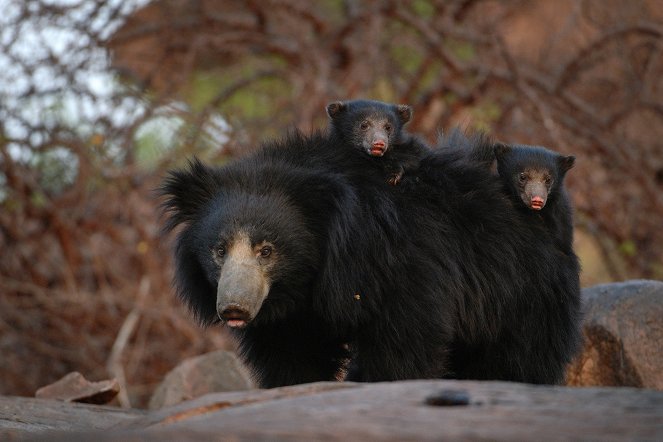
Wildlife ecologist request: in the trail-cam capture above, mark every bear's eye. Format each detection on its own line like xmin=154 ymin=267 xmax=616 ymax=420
xmin=545 ymin=177 xmax=553 ymax=186
xmin=384 ymin=123 xmax=392 ymax=133
xmin=259 ymin=245 xmax=273 ymax=258
xmin=518 ymin=173 xmax=527 ymax=183
xmin=360 ymin=121 xmax=369 ymax=130
xmin=215 ymin=244 xmax=226 ymax=257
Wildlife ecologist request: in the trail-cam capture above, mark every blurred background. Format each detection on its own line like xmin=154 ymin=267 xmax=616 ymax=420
xmin=1 ymin=0 xmax=662 ymax=407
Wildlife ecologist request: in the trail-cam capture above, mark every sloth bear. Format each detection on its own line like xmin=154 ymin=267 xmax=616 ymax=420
xmin=161 ymin=129 xmax=582 ymax=388
xmin=160 ymin=151 xmax=354 ymax=388
xmin=436 ymin=129 xmax=577 ymax=256
xmin=326 ymin=99 xmax=428 ymax=185
xmin=494 ymin=143 xmax=576 ymax=255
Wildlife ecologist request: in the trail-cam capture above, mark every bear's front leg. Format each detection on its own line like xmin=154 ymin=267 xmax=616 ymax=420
xmin=235 ymin=323 xmax=349 ymax=388
xmin=346 ymin=327 xmax=451 ymax=382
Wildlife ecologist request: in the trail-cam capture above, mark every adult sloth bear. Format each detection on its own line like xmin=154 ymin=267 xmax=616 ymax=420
xmin=161 ymin=130 xmax=581 ymax=388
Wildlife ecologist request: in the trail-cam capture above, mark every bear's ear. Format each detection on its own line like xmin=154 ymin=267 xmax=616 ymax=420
xmin=326 ymin=101 xmax=347 ymax=119
xmin=558 ymin=155 xmax=576 ymax=173
xmin=493 ymin=142 xmax=512 ymax=159
xmin=160 ymin=158 xmax=221 ymax=232
xmin=173 ymin=231 xmax=219 ymax=326
xmin=396 ymin=104 xmax=412 ymax=124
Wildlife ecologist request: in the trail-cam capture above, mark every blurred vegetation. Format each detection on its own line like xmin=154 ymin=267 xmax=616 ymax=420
xmin=1 ymin=0 xmax=663 ymax=407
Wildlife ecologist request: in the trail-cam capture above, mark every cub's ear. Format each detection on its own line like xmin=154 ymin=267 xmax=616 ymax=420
xmin=493 ymin=142 xmax=512 ymax=159
xmin=559 ymin=155 xmax=576 ymax=172
xmin=396 ymin=104 xmax=413 ymax=124
xmin=159 ymin=158 xmax=221 ymax=232
xmin=326 ymin=101 xmax=347 ymax=119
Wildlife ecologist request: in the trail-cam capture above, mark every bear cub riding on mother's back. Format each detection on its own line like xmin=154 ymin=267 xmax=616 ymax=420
xmin=326 ymin=99 xmax=428 ymax=185
xmin=494 ymin=143 xmax=576 ymax=254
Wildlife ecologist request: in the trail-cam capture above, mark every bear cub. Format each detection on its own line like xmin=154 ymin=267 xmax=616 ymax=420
xmin=494 ymin=143 xmax=576 ymax=253
xmin=326 ymin=99 xmax=427 ymax=185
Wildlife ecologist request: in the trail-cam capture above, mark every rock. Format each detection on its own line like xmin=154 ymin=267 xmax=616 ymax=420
xmin=566 ymin=279 xmax=663 ymax=389
xmin=148 ymin=350 xmax=255 ymax=409
xmin=0 ymin=395 xmax=142 ymax=439
xmin=4 ymin=380 xmax=663 ymax=441
xmin=35 ymin=372 xmax=120 ymax=405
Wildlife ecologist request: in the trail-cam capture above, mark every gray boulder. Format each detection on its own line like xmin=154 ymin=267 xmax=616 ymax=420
xmin=148 ymin=350 xmax=255 ymax=409
xmin=567 ymin=279 xmax=663 ymax=389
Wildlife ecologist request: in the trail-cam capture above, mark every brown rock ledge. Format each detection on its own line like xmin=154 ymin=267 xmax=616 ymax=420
xmin=2 ymin=380 xmax=662 ymax=441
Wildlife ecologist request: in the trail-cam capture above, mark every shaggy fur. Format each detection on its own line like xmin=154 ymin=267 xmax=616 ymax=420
xmin=160 ymin=129 xmax=582 ymax=387
xmin=326 ymin=99 xmax=429 ymax=185
xmin=160 ymin=156 xmax=354 ymax=387
xmin=495 ymin=143 xmax=576 ymax=255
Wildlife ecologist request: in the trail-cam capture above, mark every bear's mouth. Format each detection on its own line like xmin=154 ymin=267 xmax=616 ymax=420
xmin=219 ymin=307 xmax=251 ymax=329
xmin=369 ymin=141 xmax=386 ymax=157
xmin=530 ymin=196 xmax=545 ymax=210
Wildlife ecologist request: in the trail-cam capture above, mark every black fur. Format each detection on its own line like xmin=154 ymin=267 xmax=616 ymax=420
xmin=160 ymin=155 xmax=354 ymax=387
xmin=160 ymin=129 xmax=582 ymax=387
xmin=495 ymin=143 xmax=576 ymax=255
xmin=436 ymin=127 xmax=496 ymax=168
xmin=326 ymin=99 xmax=429 ymax=185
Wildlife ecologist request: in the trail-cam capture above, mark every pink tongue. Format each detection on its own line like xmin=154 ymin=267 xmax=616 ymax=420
xmin=226 ymin=319 xmax=247 ymax=328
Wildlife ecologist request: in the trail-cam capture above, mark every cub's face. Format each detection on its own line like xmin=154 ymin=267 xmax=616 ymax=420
xmin=513 ymin=167 xmax=554 ymax=210
xmin=494 ymin=144 xmax=575 ymax=211
xmin=326 ymin=100 xmax=412 ymax=157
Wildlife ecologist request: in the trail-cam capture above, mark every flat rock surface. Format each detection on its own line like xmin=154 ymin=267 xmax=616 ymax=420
xmin=3 ymin=380 xmax=663 ymax=441
xmin=0 ymin=395 xmax=143 ymax=439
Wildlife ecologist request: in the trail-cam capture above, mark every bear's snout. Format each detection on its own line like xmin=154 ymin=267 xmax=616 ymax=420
xmin=215 ymin=233 xmax=271 ymax=328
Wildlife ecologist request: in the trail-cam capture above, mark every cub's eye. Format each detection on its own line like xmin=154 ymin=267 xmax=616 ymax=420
xmin=518 ymin=173 xmax=527 ymax=182
xmin=259 ymin=245 xmax=273 ymax=258
xmin=545 ymin=177 xmax=553 ymax=186
xmin=384 ymin=123 xmax=392 ymax=133
xmin=215 ymin=244 xmax=226 ymax=257
xmin=360 ymin=121 xmax=369 ymax=130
